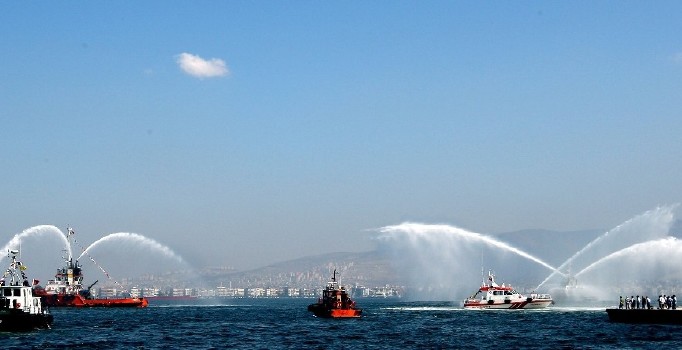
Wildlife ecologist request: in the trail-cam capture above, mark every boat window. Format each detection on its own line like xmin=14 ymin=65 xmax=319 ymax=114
xmin=3 ymin=289 xmax=10 ymax=297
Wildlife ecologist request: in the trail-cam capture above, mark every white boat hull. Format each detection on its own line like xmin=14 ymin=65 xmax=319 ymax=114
xmin=464 ymin=299 xmax=552 ymax=309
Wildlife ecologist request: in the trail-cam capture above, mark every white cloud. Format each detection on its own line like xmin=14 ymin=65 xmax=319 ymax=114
xmin=176 ymin=52 xmax=229 ymax=78
xmin=673 ymin=52 xmax=682 ymax=64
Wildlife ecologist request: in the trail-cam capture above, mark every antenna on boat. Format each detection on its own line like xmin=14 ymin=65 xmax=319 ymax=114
xmin=59 ymin=225 xmax=76 ymax=264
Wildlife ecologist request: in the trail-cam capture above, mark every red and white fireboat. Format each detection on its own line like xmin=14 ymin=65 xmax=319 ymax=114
xmin=463 ymin=271 xmax=552 ymax=309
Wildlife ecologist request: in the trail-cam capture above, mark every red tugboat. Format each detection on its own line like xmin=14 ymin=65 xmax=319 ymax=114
xmin=463 ymin=271 xmax=553 ymax=309
xmin=33 ymin=228 xmax=148 ymax=308
xmin=307 ymin=269 xmax=362 ymax=318
xmin=0 ymin=250 xmax=53 ymax=331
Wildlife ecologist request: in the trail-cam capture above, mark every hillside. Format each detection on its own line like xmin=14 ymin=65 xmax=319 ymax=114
xmin=196 ymin=228 xmax=605 ymax=290
xmin=132 ymin=219 xmax=682 ymax=300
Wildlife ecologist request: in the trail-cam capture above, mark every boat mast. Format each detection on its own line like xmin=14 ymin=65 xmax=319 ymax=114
xmin=5 ymin=249 xmax=20 ymax=285
xmin=66 ymin=227 xmax=75 ymax=264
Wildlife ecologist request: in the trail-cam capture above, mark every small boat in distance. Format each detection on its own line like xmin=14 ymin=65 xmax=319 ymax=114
xmin=463 ymin=271 xmax=552 ymax=309
xmin=307 ymin=269 xmax=362 ymax=318
xmin=0 ymin=250 xmax=54 ymax=331
xmin=33 ymin=227 xmax=148 ymax=308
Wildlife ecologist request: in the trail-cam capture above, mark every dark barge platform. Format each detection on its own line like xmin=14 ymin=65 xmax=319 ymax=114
xmin=606 ymin=308 xmax=682 ymax=324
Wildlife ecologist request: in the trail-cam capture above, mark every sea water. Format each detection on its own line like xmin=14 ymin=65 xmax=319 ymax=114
xmin=2 ymin=298 xmax=680 ymax=349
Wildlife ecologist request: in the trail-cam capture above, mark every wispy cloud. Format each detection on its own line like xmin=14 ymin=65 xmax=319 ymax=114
xmin=176 ymin=52 xmax=229 ymax=78
xmin=673 ymin=52 xmax=682 ymax=64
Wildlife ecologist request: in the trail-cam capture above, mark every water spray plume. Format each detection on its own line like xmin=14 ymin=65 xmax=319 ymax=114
xmin=535 ymin=204 xmax=678 ymax=290
xmin=78 ymin=232 xmax=185 ymax=264
xmin=575 ymin=237 xmax=682 ymax=279
xmin=378 ymin=222 xmax=562 ymax=274
xmin=0 ymin=225 xmax=71 ymax=265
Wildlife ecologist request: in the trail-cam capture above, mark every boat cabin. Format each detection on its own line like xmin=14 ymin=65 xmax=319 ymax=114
xmin=471 ymin=286 xmax=521 ymax=301
xmin=0 ymin=284 xmax=45 ymax=314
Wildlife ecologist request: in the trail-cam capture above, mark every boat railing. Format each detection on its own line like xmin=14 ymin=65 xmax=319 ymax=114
xmin=530 ymin=293 xmax=552 ymax=300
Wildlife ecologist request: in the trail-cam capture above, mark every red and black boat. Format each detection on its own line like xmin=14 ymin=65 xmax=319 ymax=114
xmin=33 ymin=228 xmax=148 ymax=308
xmin=307 ymin=269 xmax=362 ymax=318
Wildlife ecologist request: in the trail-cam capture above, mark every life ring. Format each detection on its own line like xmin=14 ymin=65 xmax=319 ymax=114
xmin=15 ymin=302 xmax=21 ymax=309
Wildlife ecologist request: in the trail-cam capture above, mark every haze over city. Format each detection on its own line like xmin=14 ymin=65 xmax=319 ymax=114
xmin=2 ymin=2 xmax=681 ymax=281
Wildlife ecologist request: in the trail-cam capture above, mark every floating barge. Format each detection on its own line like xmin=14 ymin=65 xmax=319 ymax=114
xmin=606 ymin=308 xmax=682 ymax=324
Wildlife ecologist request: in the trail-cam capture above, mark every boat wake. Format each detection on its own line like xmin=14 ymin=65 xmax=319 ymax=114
xmin=549 ymin=306 xmax=610 ymax=312
xmin=382 ymin=306 xmax=607 ymax=312
xmin=382 ymin=306 xmax=463 ymax=312
xmin=152 ymin=303 xmax=254 ymax=308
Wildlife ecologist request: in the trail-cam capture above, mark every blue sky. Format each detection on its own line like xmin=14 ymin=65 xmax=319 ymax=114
xmin=1 ymin=2 xmax=682 ymax=271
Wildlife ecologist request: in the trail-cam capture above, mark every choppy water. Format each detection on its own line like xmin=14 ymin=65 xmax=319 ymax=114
xmin=2 ymin=299 xmax=680 ymax=349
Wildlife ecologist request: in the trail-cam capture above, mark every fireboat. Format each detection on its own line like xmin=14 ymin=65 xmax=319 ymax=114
xmin=0 ymin=250 xmax=53 ymax=331
xmin=463 ymin=271 xmax=553 ymax=309
xmin=307 ymin=269 xmax=362 ymax=318
xmin=33 ymin=227 xmax=148 ymax=308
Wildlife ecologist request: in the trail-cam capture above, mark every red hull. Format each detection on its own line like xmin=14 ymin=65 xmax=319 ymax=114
xmin=327 ymin=308 xmax=362 ymax=318
xmin=38 ymin=293 xmax=148 ymax=308
xmin=307 ymin=304 xmax=362 ymax=318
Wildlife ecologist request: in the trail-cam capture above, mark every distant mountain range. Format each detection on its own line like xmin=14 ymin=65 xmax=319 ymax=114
xmin=202 ymin=220 xmax=682 ymax=288
xmin=143 ymin=219 xmax=682 ymax=300
xmin=197 ymin=227 xmax=608 ymax=289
